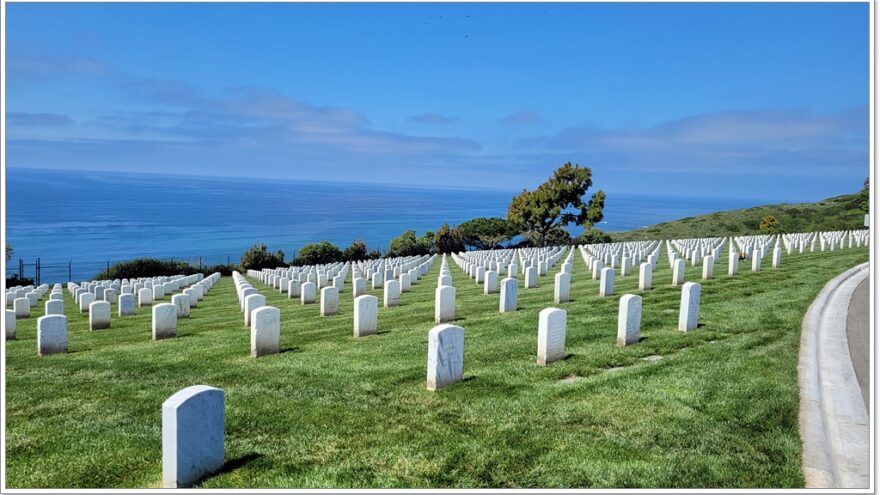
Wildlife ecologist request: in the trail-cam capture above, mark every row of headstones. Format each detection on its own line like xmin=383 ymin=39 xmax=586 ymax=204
xmin=4 ymin=283 xmax=50 ymax=310
xmin=234 ymin=256 xmax=437 ymax=353
xmin=231 ymin=272 xmax=285 ymax=357
xmin=5 ymin=283 xmax=52 ymax=319
xmin=8 ymin=274 xmax=221 ymax=356
xmin=246 ymin=255 xmax=436 ymax=312
xmin=581 ymin=242 xmax=662 ymax=278
xmin=454 ymin=245 xmax=568 ymax=280
xmin=580 ymin=240 xmax=662 ymax=273
xmin=777 ymin=229 xmax=870 ymax=254
xmin=255 ymin=261 xmax=349 ymax=293
xmin=157 ymin=282 xmax=711 ymax=488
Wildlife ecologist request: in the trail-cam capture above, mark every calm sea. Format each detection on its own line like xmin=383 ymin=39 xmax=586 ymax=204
xmin=6 ymin=168 xmax=767 ymax=283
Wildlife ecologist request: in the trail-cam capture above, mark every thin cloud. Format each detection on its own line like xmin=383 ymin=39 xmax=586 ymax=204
xmin=8 ymin=112 xmax=74 ymax=127
xmin=500 ymin=111 xmax=544 ymax=125
xmin=525 ymin=107 xmax=867 ymax=177
xmin=408 ymin=113 xmax=456 ymax=125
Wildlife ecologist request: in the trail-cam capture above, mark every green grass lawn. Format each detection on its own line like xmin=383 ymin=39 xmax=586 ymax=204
xmin=5 ymin=245 xmax=869 ymax=488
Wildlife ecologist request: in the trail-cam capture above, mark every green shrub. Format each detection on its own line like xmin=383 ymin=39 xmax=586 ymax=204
xmin=5 ymin=275 xmax=34 ymax=287
xmin=342 ymin=240 xmax=369 ymax=261
xmin=241 ymin=244 xmax=287 ymax=271
xmin=291 ymin=241 xmax=343 ymax=266
xmin=95 ymin=258 xmax=206 ymax=280
xmin=388 ymin=230 xmax=433 ymax=257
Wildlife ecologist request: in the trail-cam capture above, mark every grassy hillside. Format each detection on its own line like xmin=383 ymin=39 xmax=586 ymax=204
xmin=612 ymin=190 xmax=868 ymax=242
xmin=5 ymin=245 xmax=869 ymax=488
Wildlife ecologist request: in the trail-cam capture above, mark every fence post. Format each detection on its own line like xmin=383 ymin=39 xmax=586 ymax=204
xmin=69 ymin=260 xmax=72 ymax=282
xmin=227 ymin=255 xmax=230 ymax=266
xmin=199 ymin=256 xmax=203 ymax=269
xmin=36 ymin=258 xmax=40 ymax=286
xmin=19 ymin=258 xmax=23 ymax=279
xmin=107 ymin=260 xmax=110 ymax=273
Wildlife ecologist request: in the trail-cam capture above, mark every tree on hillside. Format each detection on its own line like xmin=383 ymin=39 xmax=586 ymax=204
xmin=240 ymin=243 xmax=286 ymax=271
xmin=434 ymin=223 xmax=466 ymax=253
xmin=859 ymin=177 xmax=870 ymax=213
xmin=574 ymin=227 xmax=612 ymax=245
xmin=458 ymin=217 xmax=517 ymax=250
xmin=388 ymin=230 xmax=433 ymax=257
xmin=5 ymin=244 xmax=12 ymax=263
xmin=507 ymin=162 xmax=605 ymax=246
xmin=292 ymin=240 xmax=343 ymax=266
xmin=759 ymin=215 xmax=780 ymax=234
xmin=524 ymin=225 xmax=572 ymax=246
xmin=342 ymin=240 xmax=369 ymax=261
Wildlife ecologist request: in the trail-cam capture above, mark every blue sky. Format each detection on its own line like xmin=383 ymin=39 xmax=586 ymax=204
xmin=6 ymin=2 xmax=870 ymax=201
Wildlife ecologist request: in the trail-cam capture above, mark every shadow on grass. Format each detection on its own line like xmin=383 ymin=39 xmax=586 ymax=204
xmin=280 ymin=346 xmax=301 ymax=354
xmin=202 ymin=453 xmax=263 ymax=483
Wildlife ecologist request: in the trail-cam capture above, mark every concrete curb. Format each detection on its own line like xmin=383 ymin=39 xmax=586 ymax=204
xmin=798 ymin=262 xmax=870 ymax=488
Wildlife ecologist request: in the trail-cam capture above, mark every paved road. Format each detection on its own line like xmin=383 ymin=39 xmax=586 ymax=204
xmin=846 ymin=278 xmax=869 ymax=411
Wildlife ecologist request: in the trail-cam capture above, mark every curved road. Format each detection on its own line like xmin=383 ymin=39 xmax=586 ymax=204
xmin=846 ymin=278 xmax=869 ymax=411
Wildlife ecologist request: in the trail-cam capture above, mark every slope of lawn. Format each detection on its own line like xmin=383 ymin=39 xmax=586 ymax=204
xmin=4 ymin=244 xmax=869 ymax=488
xmin=611 ymin=191 xmax=868 ymax=241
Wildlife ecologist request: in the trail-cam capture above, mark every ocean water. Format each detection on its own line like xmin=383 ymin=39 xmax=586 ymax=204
xmin=6 ymin=168 xmax=766 ymax=283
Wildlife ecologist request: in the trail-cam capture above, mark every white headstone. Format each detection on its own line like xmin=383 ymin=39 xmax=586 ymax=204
xmin=244 ymin=294 xmax=266 ymax=326
xmin=616 ymin=294 xmax=642 ymax=346
xmin=162 ymin=385 xmax=225 ymax=488
xmin=483 ymin=270 xmax=498 ymax=295
xmin=14 ymin=297 xmax=30 ymax=319
xmin=172 ymin=294 xmax=191 ymax=318
xmin=184 ymin=288 xmax=199 ymax=308
xmin=672 ymin=258 xmax=685 ymax=286
xmin=537 ymin=308 xmax=566 ymax=365
xmin=702 ymin=255 xmax=714 ymax=280
xmin=426 ymin=324 xmax=464 ymax=391
xmin=301 ymin=282 xmax=316 ymax=305
xmin=399 ymin=273 xmax=412 ymax=293
xmin=678 ymin=282 xmax=701 ymax=332
xmin=89 ymin=300 xmax=111 ymax=330
xmin=37 ymin=314 xmax=68 ymax=355
xmin=115 ymin=292 xmax=136 ymax=316
xmin=78 ymin=292 xmax=96 ymax=312
xmin=251 ymin=306 xmax=281 ymax=357
xmin=287 ymin=279 xmax=301 ymax=298
xmin=524 ymin=267 xmax=537 ymax=288
xmin=435 ymin=286 xmax=456 ymax=323
xmin=772 ymin=247 xmax=782 ymax=269
xmin=554 ymin=272 xmax=570 ymax=304
xmin=499 ymin=277 xmax=518 ymax=313
xmin=383 ymin=280 xmax=401 ymax=308
xmin=138 ymin=288 xmax=153 ymax=307
xmin=320 ymin=286 xmax=339 ymax=316
xmin=599 ymin=267 xmax=615 ymax=297
xmin=153 ymin=284 xmax=166 ymax=300
xmin=639 ymin=262 xmax=653 ymax=291
xmin=352 ymin=277 xmax=366 ymax=297
xmin=728 ymin=252 xmax=739 ymax=276
xmin=152 ymin=303 xmax=178 ymax=340
xmin=5 ymin=309 xmax=16 ymax=340
xmin=353 ymin=295 xmax=378 ymax=337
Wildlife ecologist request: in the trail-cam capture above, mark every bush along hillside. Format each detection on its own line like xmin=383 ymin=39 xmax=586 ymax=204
xmin=612 ymin=186 xmax=869 ymax=242
xmin=95 ymin=258 xmax=236 ymax=280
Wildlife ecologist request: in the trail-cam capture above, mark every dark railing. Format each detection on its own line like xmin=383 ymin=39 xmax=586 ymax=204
xmin=5 ymin=254 xmax=236 ymax=285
